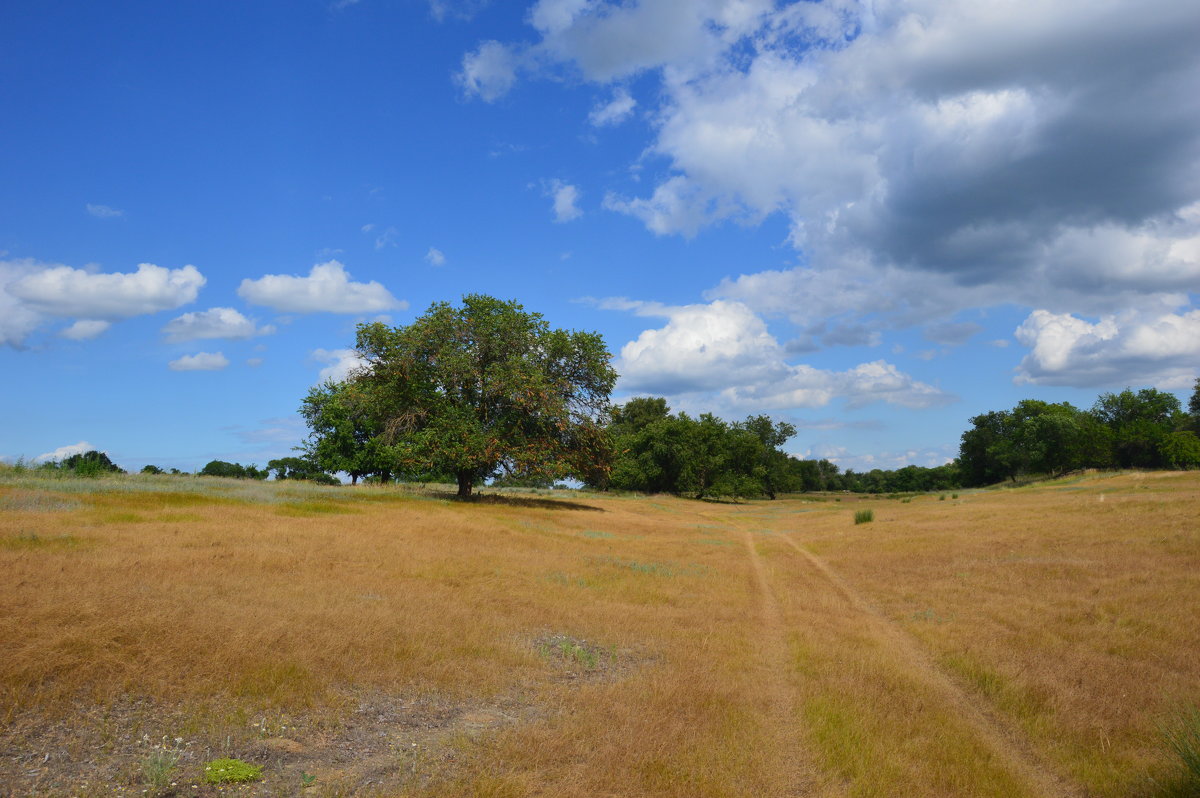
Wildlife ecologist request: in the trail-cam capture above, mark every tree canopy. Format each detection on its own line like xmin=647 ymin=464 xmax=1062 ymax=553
xmin=349 ymin=294 xmax=616 ymax=497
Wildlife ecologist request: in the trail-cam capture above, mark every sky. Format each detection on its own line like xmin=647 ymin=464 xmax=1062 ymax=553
xmin=2 ymin=0 xmax=1199 ymax=474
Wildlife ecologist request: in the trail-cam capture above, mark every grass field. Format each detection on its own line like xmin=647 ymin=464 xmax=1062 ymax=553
xmin=1 ymin=468 xmax=1198 ymax=797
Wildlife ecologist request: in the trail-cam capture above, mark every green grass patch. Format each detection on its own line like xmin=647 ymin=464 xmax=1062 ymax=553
xmin=275 ymin=500 xmax=359 ymax=517
xmin=203 ymin=758 xmax=263 ymax=784
xmin=0 ymin=532 xmax=85 ymax=551
xmin=580 ymin=529 xmax=614 ymax=539
xmin=854 ymin=509 xmax=874 ymax=525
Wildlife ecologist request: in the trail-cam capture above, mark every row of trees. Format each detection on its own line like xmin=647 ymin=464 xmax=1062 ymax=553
xmin=295 ymin=295 xmax=1200 ymax=497
xmin=958 ymin=386 xmax=1200 ymax=486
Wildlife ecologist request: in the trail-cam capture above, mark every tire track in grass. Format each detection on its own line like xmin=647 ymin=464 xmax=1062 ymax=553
xmin=776 ymin=532 xmax=1081 ymax=798
xmin=737 ymin=524 xmax=826 ymax=797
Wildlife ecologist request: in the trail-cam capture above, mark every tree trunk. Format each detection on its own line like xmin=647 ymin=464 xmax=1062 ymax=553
xmin=457 ymin=471 xmax=473 ymax=498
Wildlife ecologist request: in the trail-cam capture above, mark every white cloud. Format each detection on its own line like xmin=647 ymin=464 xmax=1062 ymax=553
xmin=168 ymin=352 xmax=230 ymax=372
xmin=238 ymin=261 xmax=404 ymax=314
xmin=86 ymin=203 xmax=124 ymax=219
xmin=545 ymin=179 xmax=582 ymax=223
xmin=246 ymin=357 xmax=264 ymax=367
xmin=161 ymin=307 xmax=275 ymax=342
xmin=9 ymin=262 xmax=205 ymax=319
xmin=35 ymin=441 xmax=99 ymax=463
xmin=589 ymin=87 xmax=636 ymax=127
xmin=489 ymin=0 xmax=1200 ymax=383
xmin=457 ymin=40 xmax=519 ymax=102
xmin=425 ymin=247 xmax=446 ymax=266
xmin=60 ymin=320 xmax=111 ymax=340
xmin=612 ymin=299 xmax=952 ymax=411
xmin=1014 ymin=309 xmax=1200 ymax=388
xmin=312 ymin=348 xmax=368 ymax=383
xmin=373 ymin=226 xmax=398 ymax=250
xmin=0 ymin=259 xmax=49 ymax=347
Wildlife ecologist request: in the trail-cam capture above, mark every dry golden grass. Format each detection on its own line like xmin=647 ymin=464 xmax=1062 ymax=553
xmin=0 ymin=468 xmax=1197 ymax=796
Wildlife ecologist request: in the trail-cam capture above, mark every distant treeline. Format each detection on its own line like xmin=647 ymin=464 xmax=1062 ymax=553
xmin=958 ymin=386 xmax=1200 ymax=486
xmin=15 ymin=380 xmax=1199 ymax=498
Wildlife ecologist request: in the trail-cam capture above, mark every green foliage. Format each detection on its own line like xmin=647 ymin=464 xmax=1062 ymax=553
xmin=854 ymin=509 xmax=874 ymax=525
xmin=49 ymin=450 xmax=124 ymax=477
xmin=1160 ymin=431 xmax=1200 ymax=470
xmin=265 ymin=455 xmax=338 ymax=484
xmin=602 ymin=399 xmax=796 ymax=499
xmin=958 ymin=384 xmax=1196 ymax=486
xmin=141 ymin=464 xmax=165 ymax=475
xmin=199 ymin=460 xmax=268 ymax=479
xmin=352 ymin=295 xmax=616 ymax=497
xmin=300 ymin=381 xmax=395 ymax=484
xmin=203 ymin=757 xmax=263 ymax=784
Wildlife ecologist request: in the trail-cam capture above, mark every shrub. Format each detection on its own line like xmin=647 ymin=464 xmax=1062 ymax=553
xmin=203 ymin=758 xmax=263 ymax=784
xmin=854 ymin=509 xmax=874 ymax=525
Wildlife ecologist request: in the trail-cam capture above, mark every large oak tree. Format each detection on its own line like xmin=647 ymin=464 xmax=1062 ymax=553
xmin=351 ymin=295 xmax=616 ymax=497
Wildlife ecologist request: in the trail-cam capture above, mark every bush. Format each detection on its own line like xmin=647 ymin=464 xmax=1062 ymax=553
xmin=854 ymin=509 xmax=874 ymax=525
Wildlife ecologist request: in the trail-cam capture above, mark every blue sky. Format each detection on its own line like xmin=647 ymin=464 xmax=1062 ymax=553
xmin=2 ymin=0 xmax=1198 ymax=474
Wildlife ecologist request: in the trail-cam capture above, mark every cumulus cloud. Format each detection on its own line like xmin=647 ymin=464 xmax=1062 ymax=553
xmin=457 ymin=40 xmax=519 ymax=101
xmin=9 ymin=262 xmax=205 ymax=320
xmin=1014 ymin=309 xmax=1200 ymax=388
xmin=0 ymin=259 xmax=49 ymax=347
xmin=589 ymin=87 xmax=636 ymax=126
xmin=161 ymin=308 xmax=275 ymax=342
xmin=238 ymin=261 xmax=404 ymax=314
xmin=545 ymin=179 xmax=582 ymax=222
xmin=60 ymin=320 xmax=111 ymax=340
xmin=168 ymin=352 xmax=230 ymax=372
xmin=86 ymin=203 xmax=124 ymax=219
xmin=312 ymin=348 xmax=369 ymax=383
xmin=35 ymin=441 xmax=100 ymax=463
xmin=612 ymin=299 xmax=952 ymax=410
xmin=425 ymin=247 xmax=446 ymax=266
xmin=484 ymin=0 xmax=1200 ymax=385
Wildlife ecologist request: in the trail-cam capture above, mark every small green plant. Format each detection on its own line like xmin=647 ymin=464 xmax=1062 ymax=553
xmin=854 ymin=509 xmax=874 ymax=525
xmin=142 ymin=748 xmax=180 ymax=791
xmin=952 ymin=493 xmax=959 ymax=499
xmin=301 ymin=771 xmax=318 ymax=788
xmin=1161 ymin=706 xmax=1200 ymax=793
xmin=203 ymin=757 xmax=263 ymax=784
xmin=939 ymin=494 xmax=946 ymax=501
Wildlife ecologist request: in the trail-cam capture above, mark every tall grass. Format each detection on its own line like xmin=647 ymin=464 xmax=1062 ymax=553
xmin=854 ymin=508 xmax=874 ymax=524
xmin=1161 ymin=706 xmax=1200 ymax=794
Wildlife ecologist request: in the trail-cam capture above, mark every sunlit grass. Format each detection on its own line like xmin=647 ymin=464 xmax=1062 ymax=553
xmin=0 ymin=469 xmax=1197 ymax=795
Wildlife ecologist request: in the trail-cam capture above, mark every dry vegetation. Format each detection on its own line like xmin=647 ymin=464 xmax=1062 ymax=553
xmin=1 ymin=468 xmax=1197 ymax=796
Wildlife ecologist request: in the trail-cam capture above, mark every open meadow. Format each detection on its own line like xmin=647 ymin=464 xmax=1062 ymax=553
xmin=1 ymin=469 xmax=1198 ymax=797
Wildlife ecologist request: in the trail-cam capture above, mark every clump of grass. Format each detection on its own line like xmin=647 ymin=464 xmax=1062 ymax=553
xmin=1161 ymin=706 xmax=1200 ymax=793
xmin=854 ymin=509 xmax=874 ymax=525
xmin=203 ymin=757 xmax=263 ymax=784
xmin=536 ymin=634 xmax=615 ymax=670
xmin=142 ymin=747 xmax=181 ymax=791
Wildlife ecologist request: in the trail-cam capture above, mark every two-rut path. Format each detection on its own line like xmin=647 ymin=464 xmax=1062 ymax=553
xmin=687 ymin=503 xmax=1081 ymax=798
